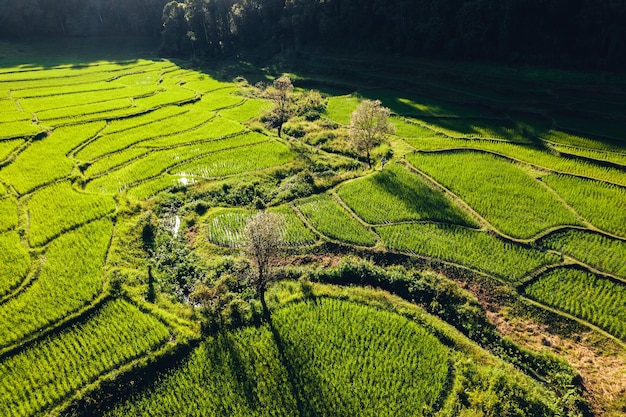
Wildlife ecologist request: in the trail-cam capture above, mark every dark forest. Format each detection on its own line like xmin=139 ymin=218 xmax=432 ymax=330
xmin=1 ymin=0 xmax=624 ymax=69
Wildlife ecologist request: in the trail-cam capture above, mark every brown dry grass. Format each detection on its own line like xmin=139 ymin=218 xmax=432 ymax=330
xmin=487 ymin=309 xmax=626 ymax=417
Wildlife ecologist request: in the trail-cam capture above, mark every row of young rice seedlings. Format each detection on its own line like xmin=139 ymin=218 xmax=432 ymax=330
xmin=413 ymin=117 xmax=531 ymax=144
xmin=0 ymin=61 xmax=167 ymax=94
xmin=85 ymin=132 xmax=267 ymax=194
xmin=19 ymin=85 xmax=159 ymax=114
xmin=0 ymin=60 xmax=157 ymax=83
xmin=206 ymin=206 xmax=316 ymax=248
xmin=103 ymin=105 xmax=188 ymax=135
xmin=0 ymin=120 xmax=42 ymax=139
xmin=11 ymin=81 xmax=125 ymax=99
xmin=0 ymin=298 xmax=171 ymax=417
xmin=132 ymin=85 xmax=198 ymax=109
xmin=539 ymin=229 xmax=626 ymax=278
xmin=542 ymin=174 xmax=626 ymax=238
xmin=27 ymin=181 xmax=116 ymax=247
xmin=0 ymin=218 xmax=112 ymax=349
xmin=193 ymin=89 xmax=245 ymax=111
xmin=0 ymin=99 xmax=31 ymax=123
xmin=0 ymin=122 xmax=105 ymax=194
xmin=337 ymin=163 xmax=476 ymax=226
xmin=126 ymin=175 xmax=187 ymax=201
xmin=550 ymin=143 xmax=626 ymax=167
xmin=541 ymin=130 xmax=626 ymax=153
xmin=295 ymin=194 xmax=378 ymax=246
xmin=36 ymin=98 xmax=133 ymax=122
xmin=406 ymin=151 xmax=583 ymax=239
xmin=0 ymin=231 xmax=30 ymax=298
xmin=0 ymin=139 xmax=25 ymax=161
xmin=139 ymin=116 xmax=245 ymax=148
xmin=524 ymin=267 xmax=626 ymax=340
xmin=0 ymin=197 xmax=17 ymax=232
xmin=218 ymin=98 xmax=272 ymax=122
xmin=403 ymin=135 xmax=626 ymax=186
xmin=104 ymin=298 xmax=449 ymax=417
xmin=76 ymin=107 xmax=215 ymax=161
xmin=172 ymin=140 xmax=294 ymax=180
xmin=377 ymin=223 xmax=561 ymax=283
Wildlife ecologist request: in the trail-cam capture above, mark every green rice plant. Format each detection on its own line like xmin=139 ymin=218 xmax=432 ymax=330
xmin=28 ymin=181 xmax=116 ymax=246
xmin=525 ymin=268 xmax=626 ymax=340
xmin=415 ymin=117 xmax=530 ymax=143
xmin=180 ymin=77 xmax=232 ymax=94
xmin=206 ymin=208 xmax=253 ymax=247
xmin=542 ymin=174 xmax=626 ymax=237
xmin=103 ymin=106 xmax=188 ymax=134
xmin=218 ymin=98 xmax=271 ymax=122
xmin=0 ymin=61 xmax=148 ymax=83
xmin=114 ymin=69 xmax=166 ymax=87
xmin=0 ymin=139 xmax=24 ymax=161
xmin=0 ymin=100 xmax=30 ymax=123
xmin=0 ymin=99 xmax=17 ymax=112
xmin=404 ymin=137 xmax=626 ymax=186
xmin=0 ymin=120 xmax=42 ymax=139
xmin=207 ymin=206 xmax=316 ymax=247
xmin=10 ymin=82 xmax=124 ymax=99
xmin=542 ymin=130 xmax=626 ymax=153
xmin=126 ymin=175 xmax=185 ymax=200
xmin=296 ymin=194 xmax=378 ymax=246
xmin=337 ymin=163 xmax=475 ymax=226
xmin=0 ymin=110 xmax=31 ymax=123
xmin=192 ymin=89 xmax=245 ymax=112
xmin=0 ymin=218 xmax=112 ymax=349
xmin=86 ymin=133 xmax=267 ymax=193
xmin=407 ymin=151 xmax=583 ymax=238
xmin=104 ymin=298 xmax=448 ymax=417
xmin=550 ymin=144 xmax=626 ymax=168
xmin=133 ymin=85 xmax=198 ymax=109
xmin=140 ymin=116 xmax=246 ymax=148
xmin=0 ymin=122 xmax=105 ymax=194
xmin=0 ymin=196 xmax=18 ymax=232
xmin=391 ymin=117 xmax=442 ymax=140
xmin=540 ymin=229 xmax=626 ymax=278
xmin=268 ymin=205 xmax=317 ymax=245
xmin=378 ymin=223 xmax=560 ymax=282
xmin=84 ymin=147 xmax=150 ymax=177
xmin=0 ymin=298 xmax=171 ymax=417
xmin=0 ymin=231 xmax=30 ymax=297
xmin=76 ymin=108 xmax=214 ymax=161
xmin=326 ymin=95 xmax=360 ymax=124
xmin=19 ymin=85 xmax=157 ymax=113
xmin=36 ymin=97 xmax=133 ymax=121
xmin=172 ymin=140 xmax=294 ymax=179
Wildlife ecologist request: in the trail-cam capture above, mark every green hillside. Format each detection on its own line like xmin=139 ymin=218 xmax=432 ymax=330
xmin=0 ymin=41 xmax=625 ymax=416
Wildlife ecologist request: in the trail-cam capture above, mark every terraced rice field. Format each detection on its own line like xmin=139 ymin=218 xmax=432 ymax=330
xmin=0 ymin=56 xmax=302 ymax=416
xmin=104 ymin=298 xmax=449 ymax=417
xmin=524 ymin=268 xmax=626 ymax=340
xmin=0 ymin=45 xmax=625 ymax=416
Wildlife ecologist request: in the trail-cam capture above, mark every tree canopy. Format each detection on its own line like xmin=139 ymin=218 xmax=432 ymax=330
xmin=0 ymin=0 xmax=624 ymax=69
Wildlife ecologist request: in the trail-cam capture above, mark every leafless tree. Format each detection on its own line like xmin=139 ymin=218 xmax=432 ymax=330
xmin=349 ymin=99 xmax=395 ymax=168
xmin=266 ymin=75 xmax=295 ymax=138
xmin=243 ymin=211 xmax=284 ymax=310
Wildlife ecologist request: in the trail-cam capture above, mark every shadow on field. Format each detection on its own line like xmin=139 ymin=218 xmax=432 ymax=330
xmin=0 ymin=37 xmax=160 ymax=69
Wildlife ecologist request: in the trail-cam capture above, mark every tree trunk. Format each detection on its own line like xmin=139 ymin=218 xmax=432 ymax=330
xmin=278 ymin=123 xmax=283 ymax=138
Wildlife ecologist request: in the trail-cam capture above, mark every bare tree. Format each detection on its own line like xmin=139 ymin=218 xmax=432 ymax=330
xmin=266 ymin=75 xmax=294 ymax=138
xmin=243 ymin=211 xmax=284 ymax=310
xmin=348 ymin=99 xmax=395 ymax=169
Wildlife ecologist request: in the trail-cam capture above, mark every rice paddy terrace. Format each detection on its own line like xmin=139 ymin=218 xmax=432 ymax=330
xmin=0 ymin=44 xmax=625 ymax=416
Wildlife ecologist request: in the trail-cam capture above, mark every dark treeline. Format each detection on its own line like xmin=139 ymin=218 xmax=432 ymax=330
xmin=0 ymin=0 xmax=168 ymax=37
xmin=1 ymin=0 xmax=625 ymax=69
